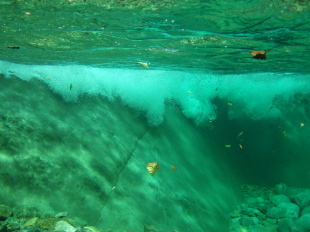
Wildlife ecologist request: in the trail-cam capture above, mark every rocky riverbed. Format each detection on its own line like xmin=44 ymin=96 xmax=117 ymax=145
xmin=229 ymin=183 xmax=310 ymax=232
xmin=0 ymin=204 xmax=171 ymax=232
xmin=2 ymin=183 xmax=310 ymax=232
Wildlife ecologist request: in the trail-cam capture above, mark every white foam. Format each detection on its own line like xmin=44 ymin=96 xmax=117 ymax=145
xmin=0 ymin=60 xmax=309 ymax=125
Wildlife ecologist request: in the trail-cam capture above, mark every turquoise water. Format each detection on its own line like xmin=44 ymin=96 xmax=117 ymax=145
xmin=1 ymin=1 xmax=310 ymax=232
xmin=1 ymin=0 xmax=310 ymax=73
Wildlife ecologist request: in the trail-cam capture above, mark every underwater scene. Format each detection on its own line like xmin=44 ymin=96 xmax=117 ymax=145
xmin=1 ymin=0 xmax=310 ymax=231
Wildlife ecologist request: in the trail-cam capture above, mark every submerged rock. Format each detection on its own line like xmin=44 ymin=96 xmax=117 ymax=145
xmin=301 ymin=206 xmax=310 ymax=216
xmin=294 ymin=190 xmax=310 ymax=209
xmin=0 ymin=205 xmax=12 ymax=220
xmin=13 ymin=206 xmax=40 ymax=219
xmin=239 ymin=215 xmax=259 ymax=227
xmin=37 ymin=218 xmax=73 ymax=230
xmin=297 ymin=214 xmax=310 ymax=231
xmin=144 ymin=224 xmax=157 ymax=232
xmin=22 ymin=225 xmax=42 ymax=232
xmin=3 ymin=217 xmax=21 ymax=231
xmin=267 ymin=202 xmax=299 ymax=219
xmin=270 ymin=194 xmax=291 ymax=206
xmin=55 ymin=212 xmax=68 ymax=218
xmin=0 ymin=203 xmax=108 ymax=232
xmin=83 ymin=226 xmax=102 ymax=232
xmin=55 ymin=221 xmax=76 ymax=232
xmin=275 ymin=183 xmax=289 ymax=195
xmin=23 ymin=217 xmax=39 ymax=227
xmin=229 ymin=184 xmax=310 ymax=232
xmin=70 ymin=218 xmax=87 ymax=228
xmin=277 ymin=218 xmax=299 ymax=232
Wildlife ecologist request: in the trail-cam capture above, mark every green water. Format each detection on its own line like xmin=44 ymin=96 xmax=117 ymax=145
xmin=1 ymin=0 xmax=310 ymax=73
xmin=1 ymin=1 xmax=310 ymax=232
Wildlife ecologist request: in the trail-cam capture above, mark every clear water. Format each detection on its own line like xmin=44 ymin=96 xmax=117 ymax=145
xmin=1 ymin=0 xmax=310 ymax=73
xmin=1 ymin=1 xmax=310 ymax=232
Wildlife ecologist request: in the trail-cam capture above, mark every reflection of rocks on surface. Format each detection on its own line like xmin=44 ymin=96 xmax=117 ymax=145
xmin=229 ymin=183 xmax=310 ymax=232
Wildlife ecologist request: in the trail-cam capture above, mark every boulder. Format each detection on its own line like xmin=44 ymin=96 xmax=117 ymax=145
xmin=294 ymin=190 xmax=310 ymax=209
xmin=275 ymin=183 xmax=288 ymax=195
xmin=239 ymin=215 xmax=259 ymax=227
xmin=297 ymin=214 xmax=310 ymax=231
xmin=267 ymin=202 xmax=299 ymax=219
xmin=270 ymin=194 xmax=290 ymax=206
xmin=277 ymin=218 xmax=299 ymax=232
xmin=301 ymin=206 xmax=310 ymax=216
xmin=55 ymin=221 xmax=76 ymax=232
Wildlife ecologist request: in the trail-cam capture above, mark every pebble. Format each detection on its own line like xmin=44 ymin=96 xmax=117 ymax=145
xmin=55 ymin=212 xmax=68 ymax=218
xmin=83 ymin=226 xmax=102 ymax=232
